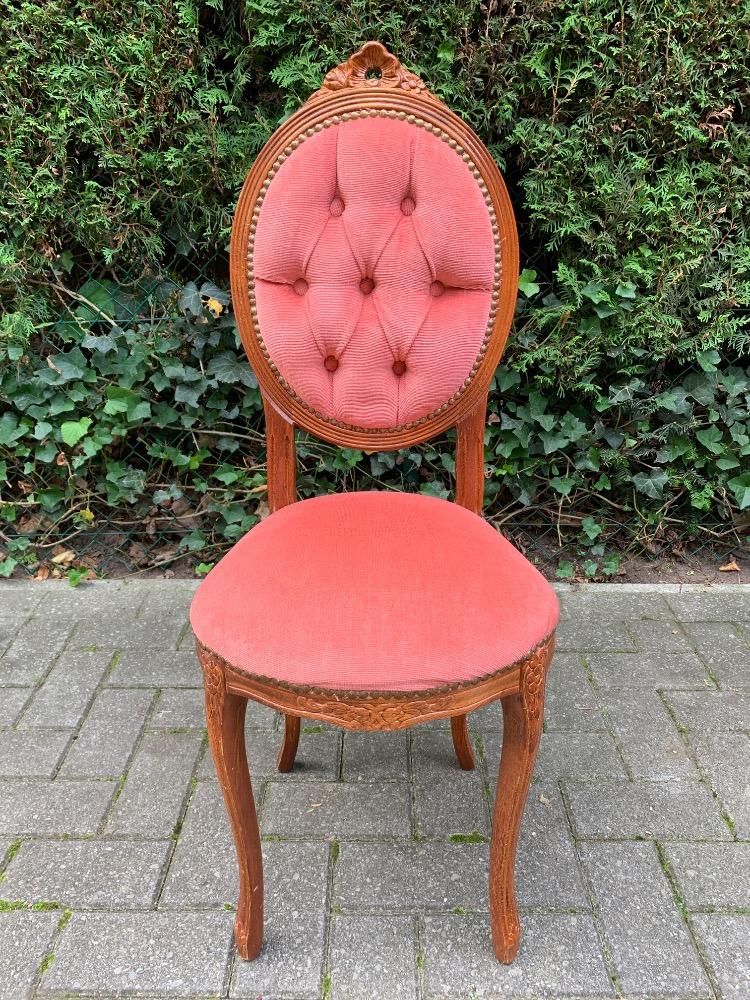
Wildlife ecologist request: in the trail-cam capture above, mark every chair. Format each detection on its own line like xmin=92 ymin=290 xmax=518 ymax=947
xmin=190 ymin=41 xmax=559 ymax=964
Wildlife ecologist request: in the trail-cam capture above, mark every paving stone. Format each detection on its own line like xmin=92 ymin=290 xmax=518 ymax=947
xmin=0 ymin=616 xmax=75 ymax=684
xmin=151 ymin=687 xmax=205 ymax=728
xmin=555 ymin=618 xmax=635 ymax=652
xmin=683 ymin=619 xmax=750 ymax=655
xmin=336 ymin=790 xmax=587 ymax=913
xmin=178 ymin=622 xmax=197 ymax=650
xmin=0 ymin=618 xmax=20 ymax=655
xmin=335 ymin=841 xmax=491 ymax=911
xmin=1 ymin=839 xmax=171 ymax=907
xmin=0 ymin=687 xmax=30 ymax=726
xmin=585 ymin=650 xmax=711 ymax=689
xmin=663 ymin=843 xmax=750 ymax=910
xmin=107 ymin=648 xmax=202 ymax=687
xmin=667 ymin=689 xmax=750 ymax=732
xmin=532 ymin=731 xmax=628 ymax=780
xmin=559 ymin=588 xmax=673 ymax=621
xmin=0 ymin=729 xmax=71 ymax=780
xmin=412 ymin=731 xmax=490 ymax=837
xmin=615 ymin=725 xmax=699 ymax=780
xmin=198 ymin=727 xmax=339 ymax=781
xmin=342 ymin=730 xmax=409 ymax=781
xmin=105 ymin=731 xmax=202 ymax=837
xmin=17 ymin=650 xmax=112 ymax=728
xmin=262 ymin=781 xmax=411 ymax=838
xmin=564 ymin=780 xmax=730 ymax=840
xmin=0 ymin=910 xmax=58 ymax=1000
xmin=39 ymin=910 xmax=233 ymax=997
xmin=626 ymin=619 xmax=694 ymax=652
xmin=691 ymin=915 xmax=750 ymax=1000
xmin=38 ymin=580 xmax=144 ymax=622
xmin=230 ymin=910 xmax=325 ymax=997
xmin=666 ymin=588 xmax=750 ymax=623
xmin=0 ymin=779 xmax=114 ymax=835
xmin=515 ymin=786 xmax=590 ymax=910
xmin=485 ymin=727 xmax=618 ymax=783
xmin=72 ymin=608 xmax=185 ymax=650
xmin=59 ymin=687 xmax=154 ymax=777
xmin=581 ymin=841 xmax=711 ymax=997
xmin=161 ymin=781 xmax=326 ymax=911
xmin=329 ymin=914 xmax=417 ymax=1000
xmin=695 ymin=647 xmax=750 ymax=689
xmin=467 ymin=699 xmax=504 ymax=730
xmin=0 ymin=582 xmax=43 ymax=618
xmin=422 ymin=913 xmax=613 ymax=997
xmin=692 ymin=734 xmax=750 ymax=837
xmin=542 ymin=652 xmax=607 ymax=732
xmin=598 ymin=687 xmax=679 ymax=729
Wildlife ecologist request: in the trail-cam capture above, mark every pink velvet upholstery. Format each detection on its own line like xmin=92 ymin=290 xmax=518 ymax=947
xmin=252 ymin=117 xmax=496 ymax=429
xmin=190 ymin=492 xmax=559 ymax=692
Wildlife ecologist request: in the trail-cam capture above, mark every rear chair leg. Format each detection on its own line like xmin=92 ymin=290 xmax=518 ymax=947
xmin=489 ymin=647 xmax=549 ymax=962
xmin=277 ymin=713 xmax=301 ymax=772
xmin=450 ymin=714 xmax=476 ymax=770
xmin=200 ymin=649 xmax=263 ymax=959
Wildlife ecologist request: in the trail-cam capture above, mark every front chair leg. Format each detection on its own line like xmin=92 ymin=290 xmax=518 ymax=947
xmin=489 ymin=648 xmax=548 ymax=963
xmin=277 ymin=713 xmax=301 ymax=772
xmin=450 ymin=714 xmax=476 ymax=770
xmin=201 ymin=651 xmax=263 ymax=959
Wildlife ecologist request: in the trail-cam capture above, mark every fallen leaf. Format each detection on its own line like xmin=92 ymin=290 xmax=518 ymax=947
xmin=205 ymin=296 xmax=225 ymax=317
xmin=34 ymin=566 xmax=51 ymax=581
xmin=51 ymin=548 xmax=76 ymax=565
xmin=539 ymin=793 xmax=552 ymax=807
xmin=719 ymin=559 xmax=740 ymax=572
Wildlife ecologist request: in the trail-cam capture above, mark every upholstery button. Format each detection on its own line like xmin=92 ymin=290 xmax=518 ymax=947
xmin=293 ymin=278 xmax=308 ymax=295
xmin=324 ymin=355 xmax=339 ymax=372
xmin=400 ymin=196 xmax=415 ymax=216
xmin=430 ymin=280 xmax=445 ymax=297
xmin=330 ymin=196 xmax=344 ymax=217
xmin=359 ymin=277 xmax=374 ymax=295
xmin=392 ymin=360 xmax=407 ymax=376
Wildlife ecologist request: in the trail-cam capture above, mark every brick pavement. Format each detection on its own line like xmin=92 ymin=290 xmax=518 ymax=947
xmin=0 ymin=580 xmax=748 ymax=999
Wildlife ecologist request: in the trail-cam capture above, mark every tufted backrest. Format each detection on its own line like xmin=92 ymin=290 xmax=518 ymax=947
xmin=231 ymin=42 xmax=518 ymax=450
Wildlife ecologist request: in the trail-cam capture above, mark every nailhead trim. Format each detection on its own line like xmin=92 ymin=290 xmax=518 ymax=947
xmin=246 ymin=109 xmax=502 ymax=435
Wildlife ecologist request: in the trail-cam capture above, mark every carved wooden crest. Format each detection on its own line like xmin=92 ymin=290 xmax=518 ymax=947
xmin=313 ymin=41 xmax=435 ymax=100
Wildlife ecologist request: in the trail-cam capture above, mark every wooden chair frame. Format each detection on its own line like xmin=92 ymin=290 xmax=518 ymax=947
xmin=196 ymin=41 xmax=555 ymax=965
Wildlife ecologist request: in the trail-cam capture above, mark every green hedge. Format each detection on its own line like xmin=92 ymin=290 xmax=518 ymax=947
xmin=1 ymin=1 xmax=749 ymax=576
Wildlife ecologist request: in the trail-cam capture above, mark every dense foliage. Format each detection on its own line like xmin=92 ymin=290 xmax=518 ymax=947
xmin=1 ymin=0 xmax=749 ymax=577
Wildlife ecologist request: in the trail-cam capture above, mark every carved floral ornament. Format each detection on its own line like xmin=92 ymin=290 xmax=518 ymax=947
xmin=312 ymin=41 xmax=435 ymax=100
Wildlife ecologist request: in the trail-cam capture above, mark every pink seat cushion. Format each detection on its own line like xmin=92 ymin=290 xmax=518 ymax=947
xmin=252 ymin=116 xmax=495 ymax=428
xmin=190 ymin=493 xmax=559 ymax=692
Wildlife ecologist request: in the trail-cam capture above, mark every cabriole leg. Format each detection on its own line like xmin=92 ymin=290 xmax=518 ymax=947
xmin=489 ymin=648 xmax=549 ymax=962
xmin=200 ymin=650 xmax=263 ymax=960
xmin=450 ymin=714 xmax=476 ymax=770
xmin=277 ymin=713 xmax=301 ymax=772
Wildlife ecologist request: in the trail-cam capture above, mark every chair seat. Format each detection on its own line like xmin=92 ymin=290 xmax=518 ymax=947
xmin=190 ymin=492 xmax=559 ymax=693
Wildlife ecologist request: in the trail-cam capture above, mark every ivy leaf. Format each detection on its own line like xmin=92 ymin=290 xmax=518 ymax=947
xmin=615 ymin=281 xmax=637 ymax=299
xmin=549 ymin=476 xmax=576 ymax=495
xmin=518 ymin=269 xmax=540 ymax=297
xmin=632 ymin=469 xmax=670 ymax=498
xmin=695 ymin=426 xmax=725 ymax=454
xmin=179 ymin=282 xmax=202 ymax=316
xmin=696 ymin=349 xmax=721 ymax=373
xmin=728 ymin=472 xmax=750 ymax=509
xmin=207 ymin=351 xmax=252 ymax=384
xmin=60 ymin=417 xmax=92 ymax=446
